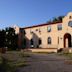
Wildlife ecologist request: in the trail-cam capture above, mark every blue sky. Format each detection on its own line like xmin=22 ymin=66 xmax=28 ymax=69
xmin=0 ymin=0 xmax=72 ymax=29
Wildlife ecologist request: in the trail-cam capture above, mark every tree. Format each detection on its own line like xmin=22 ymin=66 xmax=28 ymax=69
xmin=53 ymin=16 xmax=64 ymax=23
xmin=5 ymin=27 xmax=18 ymax=50
xmin=47 ymin=16 xmax=64 ymax=23
xmin=0 ymin=30 xmax=5 ymax=48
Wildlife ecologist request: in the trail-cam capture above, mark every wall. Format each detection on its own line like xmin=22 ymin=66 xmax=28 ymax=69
xmin=21 ymin=12 xmax=72 ymax=50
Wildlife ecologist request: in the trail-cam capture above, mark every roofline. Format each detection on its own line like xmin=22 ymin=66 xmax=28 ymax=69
xmin=21 ymin=21 xmax=62 ymax=29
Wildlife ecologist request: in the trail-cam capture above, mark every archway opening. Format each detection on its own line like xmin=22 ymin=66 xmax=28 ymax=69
xmin=64 ymin=33 xmax=71 ymax=48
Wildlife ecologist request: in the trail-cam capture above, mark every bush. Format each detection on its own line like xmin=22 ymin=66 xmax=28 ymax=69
xmin=57 ymin=48 xmax=63 ymax=53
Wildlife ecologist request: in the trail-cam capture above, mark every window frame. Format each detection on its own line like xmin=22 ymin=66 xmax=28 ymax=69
xmin=57 ymin=24 xmax=62 ymax=30
xmin=47 ymin=26 xmax=51 ymax=32
xmin=48 ymin=37 xmax=51 ymax=44
xmin=68 ymin=21 xmax=72 ymax=27
xmin=30 ymin=39 xmax=33 ymax=45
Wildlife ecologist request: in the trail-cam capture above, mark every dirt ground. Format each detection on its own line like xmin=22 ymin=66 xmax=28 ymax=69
xmin=16 ymin=53 xmax=72 ymax=72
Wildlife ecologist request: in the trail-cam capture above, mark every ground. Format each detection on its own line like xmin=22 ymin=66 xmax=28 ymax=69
xmin=1 ymin=51 xmax=72 ymax=72
xmin=17 ymin=52 xmax=72 ymax=72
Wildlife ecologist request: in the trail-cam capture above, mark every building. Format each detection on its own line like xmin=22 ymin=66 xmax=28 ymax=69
xmin=19 ymin=12 xmax=72 ymax=52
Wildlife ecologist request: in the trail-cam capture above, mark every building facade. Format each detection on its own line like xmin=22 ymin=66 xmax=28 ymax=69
xmin=19 ymin=12 xmax=72 ymax=52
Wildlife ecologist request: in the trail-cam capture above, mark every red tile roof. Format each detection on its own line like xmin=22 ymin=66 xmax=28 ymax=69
xmin=21 ymin=21 xmax=62 ymax=29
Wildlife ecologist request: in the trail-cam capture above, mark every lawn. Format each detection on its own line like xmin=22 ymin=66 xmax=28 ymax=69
xmin=58 ymin=53 xmax=72 ymax=65
xmin=58 ymin=53 xmax=72 ymax=59
xmin=0 ymin=51 xmax=30 ymax=72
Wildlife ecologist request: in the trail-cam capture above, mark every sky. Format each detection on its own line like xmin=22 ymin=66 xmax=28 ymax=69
xmin=0 ymin=0 xmax=72 ymax=29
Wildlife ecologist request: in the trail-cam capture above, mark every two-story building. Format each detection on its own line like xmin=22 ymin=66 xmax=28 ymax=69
xmin=18 ymin=12 xmax=72 ymax=52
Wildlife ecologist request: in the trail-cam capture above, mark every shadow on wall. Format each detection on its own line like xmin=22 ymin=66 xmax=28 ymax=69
xmin=30 ymin=32 xmax=41 ymax=48
xmin=24 ymin=32 xmax=41 ymax=48
xmin=19 ymin=29 xmax=42 ymax=49
xmin=25 ymin=36 xmax=30 ymax=48
xmin=18 ymin=29 xmax=30 ymax=49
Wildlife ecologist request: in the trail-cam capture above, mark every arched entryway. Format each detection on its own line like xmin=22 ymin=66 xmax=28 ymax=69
xmin=64 ymin=33 xmax=71 ymax=48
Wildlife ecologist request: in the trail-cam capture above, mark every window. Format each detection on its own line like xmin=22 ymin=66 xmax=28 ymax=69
xmin=48 ymin=37 xmax=51 ymax=44
xmin=30 ymin=39 xmax=33 ymax=45
xmin=57 ymin=24 xmax=62 ymax=30
xmin=39 ymin=29 xmax=41 ymax=34
xmin=30 ymin=39 xmax=34 ymax=48
xmin=31 ymin=31 xmax=33 ymax=34
xmin=36 ymin=29 xmax=38 ymax=31
xmin=69 ymin=16 xmax=72 ymax=19
xmin=39 ymin=38 xmax=42 ymax=45
xmin=68 ymin=21 xmax=72 ymax=27
xmin=47 ymin=26 xmax=51 ymax=32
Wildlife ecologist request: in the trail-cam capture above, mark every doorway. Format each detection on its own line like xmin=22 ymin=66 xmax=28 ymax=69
xmin=64 ymin=33 xmax=71 ymax=48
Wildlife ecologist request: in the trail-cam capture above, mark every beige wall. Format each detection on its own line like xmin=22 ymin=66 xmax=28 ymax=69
xmin=24 ymin=23 xmax=60 ymax=48
xmin=20 ymin=12 xmax=72 ymax=49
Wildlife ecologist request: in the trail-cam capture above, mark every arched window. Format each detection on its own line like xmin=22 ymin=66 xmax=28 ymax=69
xmin=39 ymin=38 xmax=42 ymax=45
xmin=30 ymin=39 xmax=33 ymax=45
xmin=30 ymin=39 xmax=34 ymax=48
xmin=48 ymin=37 xmax=51 ymax=44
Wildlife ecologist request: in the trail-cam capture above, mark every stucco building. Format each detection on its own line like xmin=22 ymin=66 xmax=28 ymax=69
xmin=18 ymin=12 xmax=72 ymax=52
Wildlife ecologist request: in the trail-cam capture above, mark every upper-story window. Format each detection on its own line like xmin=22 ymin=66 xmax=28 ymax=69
xmin=39 ymin=28 xmax=41 ymax=34
xmin=68 ymin=21 xmax=72 ymax=27
xmin=36 ymin=29 xmax=38 ymax=31
xmin=69 ymin=16 xmax=72 ymax=19
xmin=47 ymin=26 xmax=51 ymax=32
xmin=57 ymin=24 xmax=62 ymax=30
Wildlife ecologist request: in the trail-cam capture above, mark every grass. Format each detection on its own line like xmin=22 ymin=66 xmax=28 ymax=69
xmin=20 ymin=52 xmax=31 ymax=57
xmin=58 ymin=53 xmax=72 ymax=59
xmin=0 ymin=51 xmax=30 ymax=72
xmin=58 ymin=53 xmax=72 ymax=64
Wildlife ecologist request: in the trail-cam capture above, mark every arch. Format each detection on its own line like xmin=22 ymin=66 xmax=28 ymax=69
xmin=64 ymin=33 xmax=71 ymax=48
xmin=48 ymin=37 xmax=51 ymax=44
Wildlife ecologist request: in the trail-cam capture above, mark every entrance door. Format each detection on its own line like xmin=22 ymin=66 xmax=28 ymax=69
xmin=64 ymin=33 xmax=71 ymax=48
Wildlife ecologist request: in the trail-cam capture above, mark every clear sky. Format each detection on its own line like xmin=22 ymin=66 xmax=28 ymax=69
xmin=0 ymin=0 xmax=72 ymax=29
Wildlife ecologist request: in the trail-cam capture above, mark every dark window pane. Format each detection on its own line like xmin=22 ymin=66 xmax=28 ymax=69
xmin=57 ymin=24 xmax=62 ymax=30
xmin=39 ymin=38 xmax=42 ymax=45
xmin=68 ymin=21 xmax=72 ymax=27
xmin=30 ymin=39 xmax=33 ymax=45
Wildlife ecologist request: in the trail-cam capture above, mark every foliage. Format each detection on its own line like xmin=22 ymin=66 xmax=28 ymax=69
xmin=4 ymin=27 xmax=18 ymax=50
xmin=0 ymin=30 xmax=5 ymax=48
xmin=0 ymin=27 xmax=19 ymax=50
xmin=47 ymin=16 xmax=64 ymax=23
